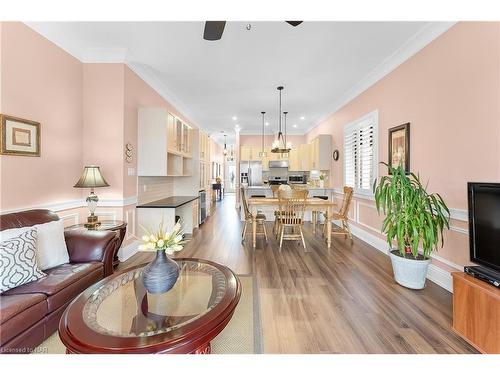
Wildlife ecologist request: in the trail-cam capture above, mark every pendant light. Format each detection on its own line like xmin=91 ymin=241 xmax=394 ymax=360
xmin=283 ymin=111 xmax=292 ymax=150
xmin=271 ymin=86 xmax=291 ymax=153
xmin=223 ymin=134 xmax=228 ymax=155
xmin=259 ymin=111 xmax=267 ymax=158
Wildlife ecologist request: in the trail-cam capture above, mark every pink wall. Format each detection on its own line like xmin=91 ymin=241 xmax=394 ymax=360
xmin=305 ymin=22 xmax=500 ymax=268
xmin=82 ymin=64 xmax=125 ymax=200
xmin=0 ymin=23 xmax=201 ymax=224
xmin=307 ymin=22 xmax=500 ymax=208
xmin=0 ymin=22 xmax=83 ymax=211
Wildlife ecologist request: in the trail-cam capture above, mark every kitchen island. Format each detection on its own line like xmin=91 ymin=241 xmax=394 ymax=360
xmin=137 ymin=196 xmax=199 ymax=234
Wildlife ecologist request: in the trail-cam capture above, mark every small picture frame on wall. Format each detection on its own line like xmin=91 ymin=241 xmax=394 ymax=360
xmin=0 ymin=114 xmax=41 ymax=157
xmin=388 ymin=122 xmax=410 ymax=173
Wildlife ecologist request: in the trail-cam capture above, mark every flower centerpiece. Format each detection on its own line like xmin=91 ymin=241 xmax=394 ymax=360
xmin=139 ymin=220 xmax=186 ymax=294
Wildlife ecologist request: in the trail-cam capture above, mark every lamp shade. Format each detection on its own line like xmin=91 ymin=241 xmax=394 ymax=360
xmin=73 ymin=165 xmax=109 ymax=189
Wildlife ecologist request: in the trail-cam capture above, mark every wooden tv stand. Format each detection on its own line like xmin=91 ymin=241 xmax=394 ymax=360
xmin=452 ymin=272 xmax=500 ymax=353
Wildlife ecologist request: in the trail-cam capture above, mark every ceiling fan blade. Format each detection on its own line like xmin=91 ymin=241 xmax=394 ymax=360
xmin=203 ymin=21 xmax=226 ymax=40
xmin=286 ymin=21 xmax=303 ymax=27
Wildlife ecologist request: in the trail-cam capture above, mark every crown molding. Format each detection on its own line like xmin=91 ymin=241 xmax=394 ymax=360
xmin=304 ymin=22 xmax=457 ymax=135
xmin=126 ymin=61 xmax=199 ymax=128
xmin=81 ymin=47 xmax=128 ymax=63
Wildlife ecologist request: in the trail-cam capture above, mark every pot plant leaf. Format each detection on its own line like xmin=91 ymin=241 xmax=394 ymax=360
xmin=373 ymin=162 xmax=450 ymax=260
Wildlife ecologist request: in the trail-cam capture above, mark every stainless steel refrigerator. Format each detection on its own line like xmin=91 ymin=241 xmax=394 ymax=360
xmin=240 ymin=161 xmax=263 ymax=186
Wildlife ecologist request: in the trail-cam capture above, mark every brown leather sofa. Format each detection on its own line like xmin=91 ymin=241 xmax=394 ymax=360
xmin=0 ymin=209 xmax=119 ymax=354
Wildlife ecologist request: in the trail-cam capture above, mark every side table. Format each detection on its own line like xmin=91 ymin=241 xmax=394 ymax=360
xmin=65 ymin=220 xmax=127 ymax=268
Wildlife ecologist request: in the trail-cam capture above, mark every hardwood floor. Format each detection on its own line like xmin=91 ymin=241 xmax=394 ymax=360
xmin=119 ymin=194 xmax=477 ymax=354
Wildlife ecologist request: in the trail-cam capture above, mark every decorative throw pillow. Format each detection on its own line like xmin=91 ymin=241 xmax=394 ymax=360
xmin=0 ymin=220 xmax=69 ymax=270
xmin=0 ymin=229 xmax=46 ymax=293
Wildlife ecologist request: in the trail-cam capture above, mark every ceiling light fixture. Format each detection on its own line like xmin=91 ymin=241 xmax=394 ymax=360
xmin=232 ymin=116 xmax=237 ymax=121
xmin=300 ymin=116 xmax=305 ymax=120
xmin=293 ymin=124 xmax=298 ymax=128
xmin=259 ymin=111 xmax=267 ymax=158
xmin=223 ymin=133 xmax=228 ymax=155
xmin=265 ymin=122 xmax=269 ymax=126
xmin=272 ymin=86 xmax=291 ymax=154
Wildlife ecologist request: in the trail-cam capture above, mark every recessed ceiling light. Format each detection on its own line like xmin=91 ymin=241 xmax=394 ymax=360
xmin=265 ymin=122 xmax=269 ymax=126
xmin=300 ymin=116 xmax=305 ymax=120
xmin=293 ymin=124 xmax=298 ymax=128
xmin=232 ymin=116 xmax=237 ymax=121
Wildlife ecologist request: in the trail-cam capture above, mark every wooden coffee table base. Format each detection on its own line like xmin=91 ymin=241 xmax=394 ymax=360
xmin=193 ymin=343 xmax=211 ymax=354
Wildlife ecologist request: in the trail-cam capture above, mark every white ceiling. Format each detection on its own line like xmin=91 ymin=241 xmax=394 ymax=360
xmin=26 ymin=21 xmax=452 ymax=145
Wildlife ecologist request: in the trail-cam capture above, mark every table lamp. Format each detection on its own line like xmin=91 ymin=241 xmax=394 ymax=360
xmin=73 ymin=165 xmax=110 ymax=228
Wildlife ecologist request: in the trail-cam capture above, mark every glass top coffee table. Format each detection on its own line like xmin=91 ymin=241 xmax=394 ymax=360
xmin=59 ymin=258 xmax=241 ymax=354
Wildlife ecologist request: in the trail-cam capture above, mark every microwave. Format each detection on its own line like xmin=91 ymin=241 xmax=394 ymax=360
xmin=288 ymin=175 xmax=306 ymax=184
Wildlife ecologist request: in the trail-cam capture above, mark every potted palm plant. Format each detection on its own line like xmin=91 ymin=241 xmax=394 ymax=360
xmin=373 ymin=163 xmax=450 ymax=289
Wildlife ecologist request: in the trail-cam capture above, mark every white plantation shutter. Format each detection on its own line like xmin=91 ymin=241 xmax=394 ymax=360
xmin=344 ymin=111 xmax=378 ymax=194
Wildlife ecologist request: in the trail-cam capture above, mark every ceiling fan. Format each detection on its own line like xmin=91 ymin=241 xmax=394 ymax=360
xmin=203 ymin=21 xmax=303 ymax=41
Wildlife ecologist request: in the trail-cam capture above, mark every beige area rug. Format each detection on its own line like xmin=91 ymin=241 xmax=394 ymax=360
xmin=34 ymin=275 xmax=262 ymax=354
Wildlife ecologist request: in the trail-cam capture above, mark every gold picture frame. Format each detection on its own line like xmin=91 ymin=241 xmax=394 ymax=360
xmin=388 ymin=122 xmax=410 ymax=173
xmin=0 ymin=114 xmax=41 ymax=157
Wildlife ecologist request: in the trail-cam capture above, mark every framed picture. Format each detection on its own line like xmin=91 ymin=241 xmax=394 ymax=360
xmin=388 ymin=122 xmax=410 ymax=173
xmin=0 ymin=114 xmax=41 ymax=157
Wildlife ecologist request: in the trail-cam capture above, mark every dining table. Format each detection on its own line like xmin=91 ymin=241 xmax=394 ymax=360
xmin=247 ymin=196 xmax=338 ymax=249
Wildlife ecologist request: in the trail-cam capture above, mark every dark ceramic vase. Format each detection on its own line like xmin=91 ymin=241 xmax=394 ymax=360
xmin=142 ymin=250 xmax=180 ymax=294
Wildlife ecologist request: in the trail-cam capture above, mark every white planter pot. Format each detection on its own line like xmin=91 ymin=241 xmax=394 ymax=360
xmin=389 ymin=250 xmax=431 ymax=289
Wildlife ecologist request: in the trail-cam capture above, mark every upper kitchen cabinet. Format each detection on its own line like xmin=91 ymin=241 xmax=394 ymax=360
xmin=167 ymin=113 xmax=192 ymax=158
xmin=241 ymin=145 xmax=271 ymax=161
xmin=309 ymin=134 xmax=331 ymax=171
xmin=288 ymin=148 xmax=301 ymax=171
xmin=138 ymin=108 xmax=193 ymax=176
xmin=199 ymin=131 xmax=210 ymax=162
xmin=298 ymin=143 xmax=310 ymax=171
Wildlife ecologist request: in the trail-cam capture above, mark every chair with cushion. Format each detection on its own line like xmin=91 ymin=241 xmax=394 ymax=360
xmin=277 ymin=189 xmax=308 ymax=252
xmin=322 ymin=186 xmax=354 ymax=241
xmin=0 ymin=209 xmax=119 ymax=354
xmin=240 ymin=187 xmax=268 ymax=245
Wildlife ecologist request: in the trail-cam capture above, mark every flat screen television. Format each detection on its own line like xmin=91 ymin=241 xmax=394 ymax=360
xmin=468 ymin=182 xmax=500 ymax=273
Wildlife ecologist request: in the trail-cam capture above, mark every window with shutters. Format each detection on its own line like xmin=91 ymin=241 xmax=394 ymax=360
xmin=343 ymin=111 xmax=378 ymax=195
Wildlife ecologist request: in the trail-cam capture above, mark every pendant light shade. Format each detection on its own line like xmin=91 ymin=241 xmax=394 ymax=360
xmin=223 ymin=134 xmax=228 ymax=155
xmin=259 ymin=111 xmax=267 ymax=158
xmin=271 ymin=86 xmax=291 ymax=153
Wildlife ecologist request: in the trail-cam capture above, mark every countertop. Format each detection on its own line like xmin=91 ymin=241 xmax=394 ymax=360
xmin=136 ymin=196 xmax=198 ymax=208
xmin=245 ymin=185 xmax=336 ymax=190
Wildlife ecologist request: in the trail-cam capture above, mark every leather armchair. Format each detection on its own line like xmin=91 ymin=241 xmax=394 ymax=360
xmin=65 ymin=230 xmax=119 ymax=277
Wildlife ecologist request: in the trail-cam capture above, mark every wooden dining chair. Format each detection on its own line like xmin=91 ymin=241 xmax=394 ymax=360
xmin=240 ymin=187 xmax=268 ymax=244
xmin=270 ymin=184 xmax=288 ymax=237
xmin=277 ymin=189 xmax=308 ymax=252
xmin=323 ymin=186 xmax=354 ymax=242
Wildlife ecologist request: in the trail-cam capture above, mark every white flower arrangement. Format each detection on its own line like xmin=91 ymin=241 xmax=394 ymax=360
xmin=139 ymin=220 xmax=185 ymax=255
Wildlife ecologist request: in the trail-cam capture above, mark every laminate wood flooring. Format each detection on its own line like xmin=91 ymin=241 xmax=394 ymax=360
xmin=119 ymin=194 xmax=477 ymax=354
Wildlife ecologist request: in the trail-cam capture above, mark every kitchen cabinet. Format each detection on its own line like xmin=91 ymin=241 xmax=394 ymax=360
xmin=199 ymin=131 xmax=211 ymax=162
xmin=309 ymin=134 xmax=332 ymax=171
xmin=298 ymin=143 xmax=310 ymax=171
xmin=288 ymin=148 xmax=300 ymax=171
xmin=138 ymin=108 xmax=193 ymax=176
xmin=167 ymin=114 xmax=192 ymax=157
xmin=240 ymin=145 xmax=263 ymax=161
xmin=240 ymin=146 xmax=252 ymax=161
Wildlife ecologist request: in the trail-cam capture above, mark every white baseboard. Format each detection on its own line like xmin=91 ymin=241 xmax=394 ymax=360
xmin=118 ymin=240 xmax=140 ymax=262
xmin=349 ymin=224 xmax=453 ymax=293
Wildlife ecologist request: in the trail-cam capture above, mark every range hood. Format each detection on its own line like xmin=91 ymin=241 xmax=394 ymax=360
xmin=269 ymin=160 xmax=289 ymax=168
